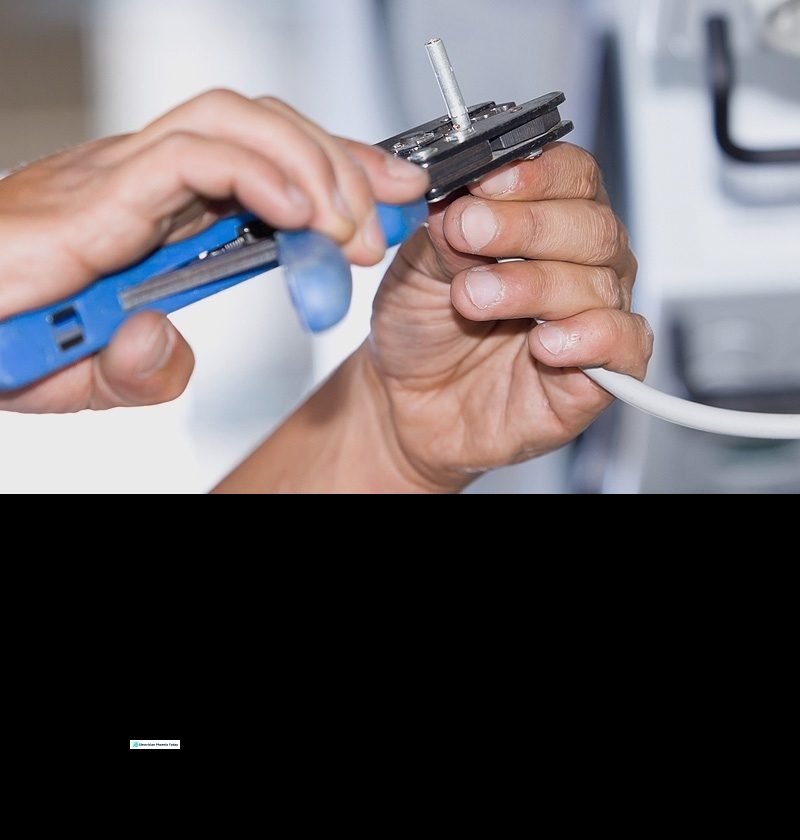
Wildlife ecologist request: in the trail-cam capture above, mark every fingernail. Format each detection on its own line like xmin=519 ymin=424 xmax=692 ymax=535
xmin=480 ymin=166 xmax=518 ymax=196
xmin=136 ymin=321 xmax=174 ymax=379
xmin=385 ymin=154 xmax=425 ymax=180
xmin=466 ymin=267 xmax=503 ymax=309
xmin=286 ymin=183 xmax=312 ymax=213
xmin=537 ymin=323 xmax=577 ymax=356
xmin=459 ymin=202 xmax=498 ymax=251
xmin=361 ymin=209 xmax=386 ymax=255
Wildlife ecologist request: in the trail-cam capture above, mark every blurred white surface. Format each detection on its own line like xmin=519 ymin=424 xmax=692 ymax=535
xmin=594 ymin=0 xmax=800 ymax=493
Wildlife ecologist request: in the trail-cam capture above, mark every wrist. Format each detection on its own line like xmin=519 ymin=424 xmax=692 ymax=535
xmin=213 ymin=342 xmax=454 ymax=494
xmin=335 ymin=344 xmax=454 ymax=494
xmin=357 ymin=344 xmax=478 ymax=494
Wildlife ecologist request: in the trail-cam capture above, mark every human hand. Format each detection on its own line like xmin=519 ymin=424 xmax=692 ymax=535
xmin=364 ymin=142 xmax=653 ymax=492
xmin=0 ymin=90 xmax=428 ymax=413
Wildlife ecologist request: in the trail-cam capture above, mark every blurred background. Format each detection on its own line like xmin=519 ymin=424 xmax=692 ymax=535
xmin=0 ymin=0 xmax=798 ymax=493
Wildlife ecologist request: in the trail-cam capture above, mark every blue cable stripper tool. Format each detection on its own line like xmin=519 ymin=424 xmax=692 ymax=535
xmin=0 ymin=60 xmax=572 ymax=392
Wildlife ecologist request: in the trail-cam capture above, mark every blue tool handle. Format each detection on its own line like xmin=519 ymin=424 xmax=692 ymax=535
xmin=0 ymin=198 xmax=428 ymax=392
xmin=280 ymin=199 xmax=429 ymax=332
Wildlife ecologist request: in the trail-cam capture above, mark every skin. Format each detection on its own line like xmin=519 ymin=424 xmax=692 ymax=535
xmin=214 ymin=144 xmax=652 ymax=493
xmin=0 ymin=89 xmax=652 ymax=492
xmin=0 ymin=90 xmax=426 ymax=413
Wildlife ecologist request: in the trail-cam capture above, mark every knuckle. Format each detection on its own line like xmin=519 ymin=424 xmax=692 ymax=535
xmin=638 ymin=314 xmax=655 ymax=358
xmin=591 ymin=266 xmax=624 ymax=309
xmin=589 ymin=204 xmax=623 ymax=264
xmin=549 ymin=144 xmax=602 ymax=200
xmin=340 ymin=146 xmax=370 ymax=183
xmin=257 ymin=94 xmax=288 ymax=111
xmin=604 ymin=310 xmax=625 ymax=344
xmin=576 ymin=148 xmax=603 ymax=199
xmin=194 ymin=88 xmax=243 ymax=110
xmin=157 ymin=131 xmax=197 ymax=155
xmin=521 ymin=204 xmax=544 ymax=248
xmin=181 ymin=89 xmax=246 ymax=124
xmin=530 ymin=260 xmax=561 ymax=301
xmin=629 ymin=251 xmax=639 ymax=279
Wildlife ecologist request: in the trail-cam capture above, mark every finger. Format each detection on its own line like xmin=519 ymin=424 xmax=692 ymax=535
xmin=90 ymin=311 xmax=195 ymax=409
xmin=52 ymin=132 xmax=318 ymax=296
xmin=256 ymin=97 xmax=384 ymax=261
xmin=399 ymin=200 xmax=496 ymax=284
xmin=133 ymin=90 xmax=426 ymax=263
xmin=253 ymin=100 xmax=428 ymax=262
xmin=529 ymin=310 xmax=654 ymax=379
xmin=132 ymin=91 xmax=360 ymax=242
xmin=337 ymin=138 xmax=429 ymax=200
xmin=0 ymin=312 xmax=194 ymax=413
xmin=443 ymin=195 xmax=633 ymax=275
xmin=472 ymin=141 xmax=611 ymax=204
xmin=452 ymin=260 xmax=631 ymax=322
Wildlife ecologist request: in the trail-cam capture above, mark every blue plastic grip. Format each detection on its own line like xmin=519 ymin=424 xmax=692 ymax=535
xmin=279 ymin=197 xmax=429 ymax=333
xmin=278 ymin=229 xmax=352 ymax=333
xmin=378 ymin=198 xmax=429 ymax=248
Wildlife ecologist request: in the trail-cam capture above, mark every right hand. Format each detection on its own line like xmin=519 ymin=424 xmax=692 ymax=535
xmin=0 ymin=90 xmax=429 ymax=414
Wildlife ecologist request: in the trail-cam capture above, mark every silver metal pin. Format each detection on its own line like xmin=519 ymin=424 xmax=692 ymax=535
xmin=425 ymin=37 xmax=473 ymax=136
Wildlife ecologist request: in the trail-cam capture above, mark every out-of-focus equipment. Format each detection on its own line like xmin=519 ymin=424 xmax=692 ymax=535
xmin=759 ymin=0 xmax=800 ymax=57
xmin=707 ymin=11 xmax=800 ymax=163
xmin=573 ymin=0 xmax=800 ymax=492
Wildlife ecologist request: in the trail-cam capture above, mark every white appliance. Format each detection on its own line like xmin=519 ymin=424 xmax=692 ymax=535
xmin=575 ymin=0 xmax=800 ymax=494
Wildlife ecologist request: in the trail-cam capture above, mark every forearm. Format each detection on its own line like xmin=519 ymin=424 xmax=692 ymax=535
xmin=211 ymin=344 xmax=443 ymax=494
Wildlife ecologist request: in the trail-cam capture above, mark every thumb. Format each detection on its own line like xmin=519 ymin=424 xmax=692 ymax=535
xmin=91 ymin=311 xmax=195 ymax=408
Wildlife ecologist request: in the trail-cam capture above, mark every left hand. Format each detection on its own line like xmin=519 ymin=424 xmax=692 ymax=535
xmin=363 ymin=142 xmax=653 ymax=491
